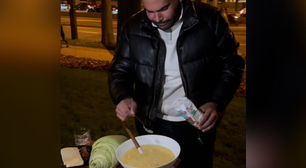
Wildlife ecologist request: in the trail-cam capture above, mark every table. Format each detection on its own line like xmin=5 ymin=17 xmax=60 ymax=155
xmin=61 ymin=141 xmax=181 ymax=168
xmin=61 ymin=158 xmax=181 ymax=168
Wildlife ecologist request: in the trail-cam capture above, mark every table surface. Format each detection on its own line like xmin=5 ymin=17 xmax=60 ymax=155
xmin=61 ymin=158 xmax=181 ymax=168
xmin=61 ymin=165 xmax=122 ymax=168
xmin=61 ymin=141 xmax=181 ymax=168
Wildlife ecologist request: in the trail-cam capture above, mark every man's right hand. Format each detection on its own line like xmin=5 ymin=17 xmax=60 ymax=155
xmin=116 ymin=98 xmax=137 ymax=121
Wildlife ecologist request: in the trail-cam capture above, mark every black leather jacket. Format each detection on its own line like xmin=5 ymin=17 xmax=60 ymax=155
xmin=108 ymin=0 xmax=245 ymax=130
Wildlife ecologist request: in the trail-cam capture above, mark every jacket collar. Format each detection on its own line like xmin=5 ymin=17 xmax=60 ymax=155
xmin=180 ymin=0 xmax=198 ymax=31
xmin=151 ymin=7 xmax=183 ymax=32
xmin=140 ymin=0 xmax=198 ymax=35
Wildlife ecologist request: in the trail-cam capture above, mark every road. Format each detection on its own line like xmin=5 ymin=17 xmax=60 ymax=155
xmin=61 ymin=17 xmax=117 ymax=40
xmin=61 ymin=16 xmax=246 ymax=59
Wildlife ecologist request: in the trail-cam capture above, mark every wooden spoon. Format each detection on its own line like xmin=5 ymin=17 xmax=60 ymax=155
xmin=122 ymin=121 xmax=143 ymax=154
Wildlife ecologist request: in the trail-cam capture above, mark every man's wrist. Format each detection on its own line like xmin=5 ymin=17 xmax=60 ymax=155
xmin=208 ymin=100 xmax=223 ymax=112
xmin=213 ymin=102 xmax=218 ymax=108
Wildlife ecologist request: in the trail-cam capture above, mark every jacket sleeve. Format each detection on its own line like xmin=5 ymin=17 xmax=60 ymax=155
xmin=108 ymin=22 xmax=135 ymax=105
xmin=208 ymin=9 xmax=245 ymax=111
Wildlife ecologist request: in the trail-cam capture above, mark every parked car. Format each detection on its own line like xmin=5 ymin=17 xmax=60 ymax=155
xmin=111 ymin=5 xmax=118 ymax=14
xmin=226 ymin=13 xmax=239 ymax=26
xmin=75 ymin=2 xmax=94 ymax=12
xmin=88 ymin=5 xmax=118 ymax=14
xmin=88 ymin=5 xmax=101 ymax=12
xmin=61 ymin=2 xmax=69 ymax=10
xmin=219 ymin=7 xmax=239 ymax=26
xmin=240 ymin=7 xmax=246 ymax=17
xmin=220 ymin=10 xmax=239 ymax=26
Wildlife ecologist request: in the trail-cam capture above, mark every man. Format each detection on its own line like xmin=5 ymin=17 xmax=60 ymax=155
xmin=61 ymin=25 xmax=69 ymax=48
xmin=108 ymin=0 xmax=244 ymax=167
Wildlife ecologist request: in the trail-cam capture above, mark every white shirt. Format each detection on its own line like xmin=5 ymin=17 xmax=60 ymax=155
xmin=153 ymin=8 xmax=187 ymax=121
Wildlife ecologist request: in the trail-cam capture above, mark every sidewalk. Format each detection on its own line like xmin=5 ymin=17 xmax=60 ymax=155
xmin=61 ymin=45 xmax=114 ymax=61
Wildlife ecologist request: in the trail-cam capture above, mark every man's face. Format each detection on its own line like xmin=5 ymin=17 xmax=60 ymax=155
xmin=142 ymin=0 xmax=182 ymax=30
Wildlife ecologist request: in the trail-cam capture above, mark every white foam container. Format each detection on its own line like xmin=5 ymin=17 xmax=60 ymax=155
xmin=116 ymin=135 xmax=181 ymax=168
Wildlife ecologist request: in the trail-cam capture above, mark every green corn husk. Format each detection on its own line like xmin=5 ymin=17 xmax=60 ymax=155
xmin=89 ymin=135 xmax=128 ymax=168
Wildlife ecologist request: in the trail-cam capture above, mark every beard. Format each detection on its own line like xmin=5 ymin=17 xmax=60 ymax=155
xmin=153 ymin=3 xmax=182 ymax=31
xmin=153 ymin=20 xmax=173 ymax=30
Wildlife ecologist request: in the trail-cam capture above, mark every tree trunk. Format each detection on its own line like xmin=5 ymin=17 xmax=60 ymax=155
xmin=68 ymin=0 xmax=78 ymax=39
xmin=101 ymin=0 xmax=115 ymax=48
xmin=195 ymin=0 xmax=207 ymax=3
xmin=212 ymin=0 xmax=218 ymax=7
xmin=235 ymin=0 xmax=239 ymax=11
xmin=117 ymin=0 xmax=141 ymax=43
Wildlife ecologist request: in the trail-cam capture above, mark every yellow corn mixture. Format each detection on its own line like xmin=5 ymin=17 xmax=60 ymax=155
xmin=122 ymin=145 xmax=175 ymax=168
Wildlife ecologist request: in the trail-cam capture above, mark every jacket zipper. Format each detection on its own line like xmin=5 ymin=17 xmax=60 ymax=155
xmin=170 ymin=28 xmax=172 ymax=41
xmin=177 ymin=20 xmax=199 ymax=98
xmin=178 ymin=20 xmax=205 ymax=144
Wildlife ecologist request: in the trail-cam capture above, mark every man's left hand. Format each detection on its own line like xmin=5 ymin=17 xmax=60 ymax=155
xmin=196 ymin=102 xmax=219 ymax=132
